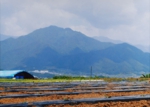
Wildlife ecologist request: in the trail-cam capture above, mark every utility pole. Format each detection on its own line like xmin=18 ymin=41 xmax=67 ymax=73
xmin=91 ymin=66 xmax=92 ymax=78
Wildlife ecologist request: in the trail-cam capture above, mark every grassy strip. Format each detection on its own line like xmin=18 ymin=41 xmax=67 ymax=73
xmin=0 ymin=78 xmax=103 ymax=83
xmin=0 ymin=75 xmax=103 ymax=82
xmin=0 ymin=77 xmax=149 ymax=83
xmin=0 ymin=78 xmax=72 ymax=83
xmin=103 ymin=77 xmax=149 ymax=82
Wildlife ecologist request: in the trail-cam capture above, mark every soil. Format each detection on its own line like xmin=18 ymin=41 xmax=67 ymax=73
xmin=0 ymin=87 xmax=4 ymax=90
xmin=0 ymin=82 xmax=150 ymax=107
xmin=0 ymin=91 xmax=150 ymax=104
xmin=46 ymin=100 xmax=150 ymax=107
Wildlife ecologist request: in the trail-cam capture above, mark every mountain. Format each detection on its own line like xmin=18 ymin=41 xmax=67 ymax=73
xmin=93 ymin=36 xmax=150 ymax=53
xmin=0 ymin=26 xmax=113 ymax=70
xmin=0 ymin=34 xmax=12 ymax=41
xmin=19 ymin=43 xmax=150 ymax=77
xmin=0 ymin=26 xmax=150 ymax=77
xmin=134 ymin=44 xmax=150 ymax=53
xmin=93 ymin=36 xmax=122 ymax=44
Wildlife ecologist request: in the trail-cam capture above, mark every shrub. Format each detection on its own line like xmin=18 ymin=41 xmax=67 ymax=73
xmin=141 ymin=74 xmax=150 ymax=78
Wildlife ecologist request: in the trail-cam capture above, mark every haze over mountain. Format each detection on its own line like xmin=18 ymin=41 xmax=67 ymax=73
xmin=93 ymin=36 xmax=123 ymax=44
xmin=134 ymin=45 xmax=150 ymax=53
xmin=0 ymin=34 xmax=12 ymax=41
xmin=93 ymin=36 xmax=150 ymax=53
xmin=0 ymin=26 xmax=150 ymax=77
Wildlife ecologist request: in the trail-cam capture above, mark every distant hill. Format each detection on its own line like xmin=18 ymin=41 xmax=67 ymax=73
xmin=0 ymin=26 xmax=149 ymax=77
xmin=0 ymin=34 xmax=12 ymax=41
xmin=0 ymin=26 xmax=113 ymax=70
xmin=93 ymin=36 xmax=150 ymax=53
xmin=93 ymin=36 xmax=122 ymax=44
xmin=134 ymin=44 xmax=150 ymax=53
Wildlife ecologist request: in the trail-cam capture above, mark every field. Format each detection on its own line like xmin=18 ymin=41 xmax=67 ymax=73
xmin=0 ymin=78 xmax=150 ymax=107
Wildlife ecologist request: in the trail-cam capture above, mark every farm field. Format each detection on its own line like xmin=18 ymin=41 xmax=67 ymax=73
xmin=0 ymin=79 xmax=150 ymax=107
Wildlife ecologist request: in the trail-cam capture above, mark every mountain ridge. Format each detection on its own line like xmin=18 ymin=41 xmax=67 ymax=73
xmin=0 ymin=25 xmax=149 ymax=77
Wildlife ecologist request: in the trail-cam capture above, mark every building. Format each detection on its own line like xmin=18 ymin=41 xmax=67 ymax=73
xmin=0 ymin=70 xmax=34 ymax=79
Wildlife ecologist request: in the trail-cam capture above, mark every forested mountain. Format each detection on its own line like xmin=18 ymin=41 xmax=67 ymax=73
xmin=0 ymin=26 xmax=149 ymax=77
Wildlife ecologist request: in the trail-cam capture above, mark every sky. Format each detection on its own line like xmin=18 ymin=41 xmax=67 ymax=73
xmin=0 ymin=0 xmax=150 ymax=47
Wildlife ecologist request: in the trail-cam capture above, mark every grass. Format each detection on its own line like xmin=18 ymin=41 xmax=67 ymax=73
xmin=0 ymin=77 xmax=149 ymax=83
xmin=102 ymin=77 xmax=150 ymax=82
xmin=0 ymin=78 xmax=101 ymax=83
xmin=53 ymin=75 xmax=103 ymax=80
xmin=0 ymin=78 xmax=71 ymax=83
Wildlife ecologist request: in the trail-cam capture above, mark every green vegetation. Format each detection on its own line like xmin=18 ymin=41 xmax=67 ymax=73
xmin=52 ymin=75 xmax=105 ymax=80
xmin=103 ymin=77 xmax=149 ymax=82
xmin=141 ymin=74 xmax=150 ymax=78
xmin=0 ymin=75 xmax=105 ymax=83
xmin=0 ymin=75 xmax=149 ymax=83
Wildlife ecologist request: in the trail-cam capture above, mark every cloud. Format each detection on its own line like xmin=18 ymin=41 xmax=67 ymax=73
xmin=32 ymin=70 xmax=49 ymax=74
xmin=32 ymin=70 xmax=62 ymax=75
xmin=0 ymin=0 xmax=149 ymax=46
xmin=61 ymin=0 xmax=138 ymax=28
xmin=0 ymin=0 xmax=90 ymax=36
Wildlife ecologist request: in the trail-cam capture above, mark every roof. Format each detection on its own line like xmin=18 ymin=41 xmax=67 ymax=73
xmin=0 ymin=70 xmax=25 ymax=77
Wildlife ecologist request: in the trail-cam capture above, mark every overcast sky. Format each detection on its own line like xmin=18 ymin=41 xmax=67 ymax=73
xmin=0 ymin=0 xmax=150 ymax=46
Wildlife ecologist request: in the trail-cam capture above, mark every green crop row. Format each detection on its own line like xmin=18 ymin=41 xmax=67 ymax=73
xmin=52 ymin=75 xmax=107 ymax=80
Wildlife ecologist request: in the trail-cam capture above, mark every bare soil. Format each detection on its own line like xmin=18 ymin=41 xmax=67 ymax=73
xmin=0 ymin=91 xmax=150 ymax=104
xmin=0 ymin=82 xmax=150 ymax=107
xmin=46 ymin=100 xmax=150 ymax=107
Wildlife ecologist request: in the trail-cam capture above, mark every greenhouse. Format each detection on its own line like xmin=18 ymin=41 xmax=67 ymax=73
xmin=0 ymin=70 xmax=34 ymax=79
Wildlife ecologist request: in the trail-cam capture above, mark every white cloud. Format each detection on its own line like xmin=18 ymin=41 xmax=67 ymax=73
xmin=33 ymin=70 xmax=49 ymax=74
xmin=32 ymin=70 xmax=62 ymax=75
xmin=0 ymin=0 xmax=149 ymax=47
